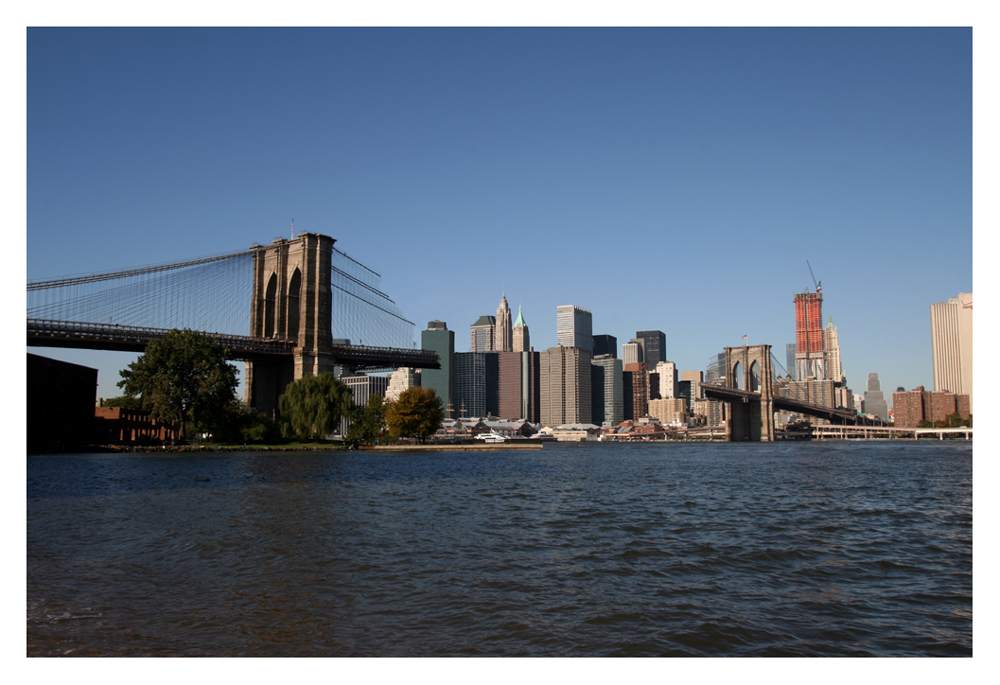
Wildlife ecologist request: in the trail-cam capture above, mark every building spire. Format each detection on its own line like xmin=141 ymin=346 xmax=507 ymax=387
xmin=514 ymin=304 xmax=526 ymax=327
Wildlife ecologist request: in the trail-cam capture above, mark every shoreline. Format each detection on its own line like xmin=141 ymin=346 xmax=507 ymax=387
xmin=28 ymin=442 xmax=545 ymax=454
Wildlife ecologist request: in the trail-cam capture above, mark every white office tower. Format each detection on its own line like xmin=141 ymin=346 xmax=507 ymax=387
xmin=655 ymin=360 xmax=678 ymax=399
xmin=556 ymin=305 xmax=593 ymax=352
xmin=930 ymin=292 xmax=973 ymax=412
xmin=623 ymin=342 xmax=642 ymax=365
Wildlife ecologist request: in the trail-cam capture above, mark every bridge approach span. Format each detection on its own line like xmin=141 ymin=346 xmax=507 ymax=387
xmin=700 ymin=383 xmax=864 ymax=425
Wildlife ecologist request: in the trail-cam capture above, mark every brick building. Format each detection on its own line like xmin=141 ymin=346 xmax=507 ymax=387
xmin=623 ymin=362 xmax=649 ymax=421
xmin=892 ymin=386 xmax=971 ymax=427
xmin=94 ymin=406 xmax=180 ymax=442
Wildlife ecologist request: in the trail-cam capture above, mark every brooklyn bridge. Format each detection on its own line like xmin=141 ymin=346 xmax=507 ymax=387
xmin=28 ymin=232 xmax=875 ymax=440
xmin=27 ymin=233 xmax=440 ymax=416
xmin=699 ymin=344 xmax=885 ymax=442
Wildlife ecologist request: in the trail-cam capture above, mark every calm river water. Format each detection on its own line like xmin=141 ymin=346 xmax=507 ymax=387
xmin=27 ymin=440 xmax=972 ymax=657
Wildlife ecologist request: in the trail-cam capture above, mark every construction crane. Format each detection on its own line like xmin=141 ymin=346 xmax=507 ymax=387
xmin=807 ymin=260 xmax=822 ymax=293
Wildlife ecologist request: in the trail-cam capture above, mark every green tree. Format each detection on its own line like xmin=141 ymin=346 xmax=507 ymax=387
xmin=117 ymin=329 xmax=238 ymax=439
xmin=211 ymin=399 xmax=281 ymax=444
xmin=278 ymin=373 xmax=353 ymax=440
xmin=385 ymin=387 xmax=444 ymax=443
xmin=346 ymin=394 xmax=389 ymax=445
xmin=101 ymin=395 xmax=143 ymax=410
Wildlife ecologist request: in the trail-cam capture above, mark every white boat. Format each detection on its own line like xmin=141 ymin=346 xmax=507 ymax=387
xmin=475 ymin=430 xmax=509 ymax=443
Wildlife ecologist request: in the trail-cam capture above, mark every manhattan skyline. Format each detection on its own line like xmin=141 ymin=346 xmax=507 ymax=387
xmin=25 ymin=27 xmax=972 ymax=401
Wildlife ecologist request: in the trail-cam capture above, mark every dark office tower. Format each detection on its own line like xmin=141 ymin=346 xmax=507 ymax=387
xmin=786 ymin=343 xmax=797 ymax=380
xmin=593 ymin=334 xmax=617 ymax=358
xmin=421 ymin=321 xmax=454 ymax=419
xmin=679 ymin=380 xmax=693 ymax=408
xmin=622 ymin=370 xmax=634 ymax=420
xmin=636 ymin=330 xmax=666 ymax=373
xmin=454 ymin=352 xmax=499 ymax=418
xmin=681 ymin=371 xmax=704 ymax=401
xmin=591 ymin=363 xmax=605 ymax=426
xmin=521 ymin=350 xmax=541 ymax=423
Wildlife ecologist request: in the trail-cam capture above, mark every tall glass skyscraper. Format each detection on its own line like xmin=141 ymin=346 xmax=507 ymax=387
xmin=421 ymin=320 xmax=454 ymax=418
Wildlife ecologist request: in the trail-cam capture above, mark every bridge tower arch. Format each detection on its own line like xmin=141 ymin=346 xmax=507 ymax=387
xmin=246 ymin=233 xmax=336 ymax=417
xmin=723 ymin=344 xmax=774 ymax=442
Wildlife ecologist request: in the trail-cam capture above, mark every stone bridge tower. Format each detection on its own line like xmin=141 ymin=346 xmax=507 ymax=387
xmin=245 ymin=233 xmax=336 ymax=417
xmin=724 ymin=344 xmax=775 ymax=442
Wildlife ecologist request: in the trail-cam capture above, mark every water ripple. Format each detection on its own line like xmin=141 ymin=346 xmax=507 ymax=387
xmin=28 ymin=441 xmax=971 ymax=656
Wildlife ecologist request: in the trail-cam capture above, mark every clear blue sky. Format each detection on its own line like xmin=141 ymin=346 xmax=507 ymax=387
xmin=26 ymin=27 xmax=972 ymax=404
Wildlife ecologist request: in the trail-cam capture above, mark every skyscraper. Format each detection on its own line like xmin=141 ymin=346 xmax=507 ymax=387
xmin=706 ymin=352 xmax=726 ymax=385
xmin=512 ymin=305 xmax=530 ymax=353
xmin=470 ymin=315 xmax=495 ymax=352
xmin=794 ymin=292 xmax=825 ymax=380
xmin=785 ymin=343 xmax=797 ymax=380
xmin=540 ymin=346 xmax=592 ymax=426
xmin=623 ymin=362 xmax=649 ymax=420
xmin=636 ymin=330 xmax=666 ymax=373
xmin=655 ymin=360 xmax=678 ymax=399
xmin=592 ymin=334 xmax=617 ymax=358
xmin=494 ymin=293 xmax=512 ymax=352
xmin=421 ymin=320 xmax=454 ymax=418
xmin=864 ymin=373 xmax=888 ymax=420
xmin=591 ymin=354 xmax=623 ymax=427
xmin=340 ymin=373 xmax=390 ymax=435
xmin=930 ymin=292 xmax=973 ymax=412
xmin=824 ymin=317 xmax=842 ymax=382
xmin=521 ymin=349 xmax=540 ymax=423
xmin=454 ymin=352 xmax=499 ymax=418
xmin=622 ymin=341 xmax=642 ymax=366
xmin=556 ymin=305 xmax=593 ymax=352
xmin=682 ymin=370 xmax=704 ymax=400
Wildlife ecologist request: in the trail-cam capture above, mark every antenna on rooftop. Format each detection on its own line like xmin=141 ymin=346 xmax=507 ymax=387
xmin=291 ymin=218 xmax=295 ymax=239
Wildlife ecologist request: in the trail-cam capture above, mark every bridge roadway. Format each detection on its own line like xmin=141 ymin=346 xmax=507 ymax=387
xmin=699 ymin=382 xmax=864 ymax=425
xmin=27 ymin=319 xmax=440 ymax=371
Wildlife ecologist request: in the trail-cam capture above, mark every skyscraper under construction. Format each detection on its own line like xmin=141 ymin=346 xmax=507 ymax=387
xmin=794 ymin=291 xmax=826 ymax=380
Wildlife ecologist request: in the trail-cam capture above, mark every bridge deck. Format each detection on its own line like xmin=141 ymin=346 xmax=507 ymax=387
xmin=27 ymin=319 xmax=440 ymax=370
xmin=699 ymin=381 xmax=863 ymax=424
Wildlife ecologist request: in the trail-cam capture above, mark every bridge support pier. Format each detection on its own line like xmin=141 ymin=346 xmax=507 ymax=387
xmin=246 ymin=233 xmax=336 ymax=417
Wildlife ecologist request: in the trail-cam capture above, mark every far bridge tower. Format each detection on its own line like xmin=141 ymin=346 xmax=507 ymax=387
xmin=724 ymin=344 xmax=775 ymax=442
